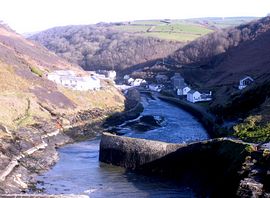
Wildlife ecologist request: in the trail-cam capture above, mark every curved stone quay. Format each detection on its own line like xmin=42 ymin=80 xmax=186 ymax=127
xmin=99 ymin=132 xmax=269 ymax=197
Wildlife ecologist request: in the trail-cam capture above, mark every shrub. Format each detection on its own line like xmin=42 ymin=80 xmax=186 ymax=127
xmin=30 ymin=66 xmax=43 ymax=77
xmin=233 ymin=116 xmax=270 ymax=143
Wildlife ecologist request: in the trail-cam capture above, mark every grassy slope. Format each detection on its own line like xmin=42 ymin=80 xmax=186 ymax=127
xmin=0 ymin=25 xmax=125 ymax=130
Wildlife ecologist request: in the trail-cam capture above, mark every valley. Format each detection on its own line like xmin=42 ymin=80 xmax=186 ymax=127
xmin=0 ymin=14 xmax=269 ymax=197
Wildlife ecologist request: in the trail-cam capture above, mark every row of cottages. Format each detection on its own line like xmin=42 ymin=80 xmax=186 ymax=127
xmin=124 ymin=76 xmax=147 ymax=87
xmin=131 ymin=78 xmax=147 ymax=86
xmin=47 ymin=70 xmax=101 ymax=91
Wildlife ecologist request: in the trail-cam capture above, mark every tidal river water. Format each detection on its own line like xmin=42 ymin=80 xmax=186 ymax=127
xmin=36 ymin=96 xmax=209 ymax=197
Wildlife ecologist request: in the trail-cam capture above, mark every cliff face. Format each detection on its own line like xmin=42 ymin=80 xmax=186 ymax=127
xmin=0 ymin=23 xmax=125 ymax=193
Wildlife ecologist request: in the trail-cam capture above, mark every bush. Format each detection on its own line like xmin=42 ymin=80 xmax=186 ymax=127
xmin=233 ymin=116 xmax=270 ymax=143
xmin=30 ymin=66 xmax=43 ymax=77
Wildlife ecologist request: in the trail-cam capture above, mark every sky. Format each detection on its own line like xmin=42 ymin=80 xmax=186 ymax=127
xmin=0 ymin=0 xmax=269 ymax=33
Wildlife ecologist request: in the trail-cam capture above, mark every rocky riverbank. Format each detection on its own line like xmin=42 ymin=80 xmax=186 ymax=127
xmin=99 ymin=133 xmax=270 ymax=197
xmin=103 ymin=89 xmax=144 ymax=128
xmin=0 ymin=89 xmax=142 ymax=194
xmin=0 ymin=108 xmax=114 ymax=193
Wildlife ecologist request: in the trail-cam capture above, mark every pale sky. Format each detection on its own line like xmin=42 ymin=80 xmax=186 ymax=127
xmin=0 ymin=0 xmax=269 ymax=33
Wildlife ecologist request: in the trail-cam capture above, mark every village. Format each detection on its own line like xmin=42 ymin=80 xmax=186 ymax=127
xmin=121 ymin=71 xmax=254 ymax=103
xmin=46 ymin=67 xmax=255 ymax=104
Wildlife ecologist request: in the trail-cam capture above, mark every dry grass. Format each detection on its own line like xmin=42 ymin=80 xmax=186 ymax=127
xmin=0 ymin=62 xmax=29 ymax=92
xmin=59 ymin=85 xmax=125 ymax=112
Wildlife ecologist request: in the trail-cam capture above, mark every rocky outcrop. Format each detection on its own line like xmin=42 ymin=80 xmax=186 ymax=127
xmin=103 ymin=89 xmax=143 ymax=127
xmin=99 ymin=133 xmax=270 ymax=197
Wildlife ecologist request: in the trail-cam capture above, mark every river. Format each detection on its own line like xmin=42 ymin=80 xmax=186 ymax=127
xmin=35 ymin=96 xmax=209 ymax=197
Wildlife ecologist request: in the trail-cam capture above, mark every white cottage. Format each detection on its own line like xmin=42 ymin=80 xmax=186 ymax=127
xmin=187 ymin=90 xmax=212 ymax=103
xmin=127 ymin=78 xmax=134 ymax=85
xmin=47 ymin=70 xmax=76 ymax=84
xmin=131 ymin=79 xmax=146 ymax=87
xmin=47 ymin=70 xmax=100 ymax=91
xmin=239 ymin=76 xmax=254 ymax=90
xmin=187 ymin=90 xmax=201 ymax=103
xmin=149 ymin=84 xmax=163 ymax=92
xmin=177 ymin=85 xmax=191 ymax=96
xmin=107 ymin=70 xmax=116 ymax=79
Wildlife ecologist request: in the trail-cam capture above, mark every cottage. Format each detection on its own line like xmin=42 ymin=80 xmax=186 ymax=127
xmin=149 ymin=84 xmax=163 ymax=92
xmin=131 ymin=78 xmax=146 ymax=87
xmin=187 ymin=90 xmax=212 ymax=103
xmin=107 ymin=70 xmax=116 ymax=79
xmin=123 ymin=75 xmax=130 ymax=80
xmin=47 ymin=70 xmax=100 ymax=91
xmin=47 ymin=70 xmax=76 ymax=84
xmin=187 ymin=90 xmax=201 ymax=103
xmin=239 ymin=76 xmax=254 ymax=90
xmin=171 ymin=73 xmax=185 ymax=90
xmin=177 ymin=85 xmax=191 ymax=96
xmin=127 ymin=78 xmax=134 ymax=85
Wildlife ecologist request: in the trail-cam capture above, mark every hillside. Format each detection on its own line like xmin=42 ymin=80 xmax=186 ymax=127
xmin=30 ymin=25 xmax=182 ymax=72
xmin=0 ymin=23 xmax=125 ymax=193
xmin=170 ymin=16 xmax=270 ymax=142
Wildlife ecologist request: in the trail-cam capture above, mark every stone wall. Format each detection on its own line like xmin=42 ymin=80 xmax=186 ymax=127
xmin=99 ymin=133 xmax=269 ymax=197
xmin=99 ymin=132 xmax=184 ymax=169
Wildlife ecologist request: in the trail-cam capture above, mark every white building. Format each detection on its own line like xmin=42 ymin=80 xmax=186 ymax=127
xmin=123 ymin=75 xmax=130 ymax=80
xmin=47 ymin=70 xmax=100 ymax=91
xmin=239 ymin=76 xmax=254 ymax=90
xmin=177 ymin=85 xmax=191 ymax=96
xmin=131 ymin=78 xmax=146 ymax=87
xmin=149 ymin=84 xmax=163 ymax=92
xmin=187 ymin=90 xmax=212 ymax=103
xmin=107 ymin=70 xmax=116 ymax=80
xmin=47 ymin=70 xmax=76 ymax=84
xmin=127 ymin=78 xmax=134 ymax=85
xmin=187 ymin=90 xmax=201 ymax=103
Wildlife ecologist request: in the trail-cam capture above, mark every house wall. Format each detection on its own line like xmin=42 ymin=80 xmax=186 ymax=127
xmin=48 ymin=71 xmax=101 ymax=91
xmin=183 ymin=87 xmax=191 ymax=95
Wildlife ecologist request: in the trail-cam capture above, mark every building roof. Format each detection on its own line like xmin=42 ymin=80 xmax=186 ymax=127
xmin=51 ymin=70 xmax=76 ymax=76
xmin=188 ymin=90 xmax=200 ymax=94
xmin=240 ymin=76 xmax=254 ymax=82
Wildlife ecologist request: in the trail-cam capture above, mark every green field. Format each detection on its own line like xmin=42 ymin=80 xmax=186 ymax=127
xmin=110 ymin=17 xmax=257 ymax=42
xmin=145 ymin=32 xmax=202 ymax=42
xmin=111 ymin=21 xmax=213 ymax=42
